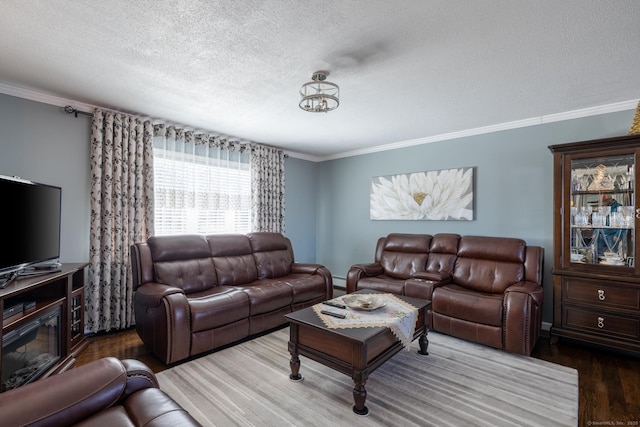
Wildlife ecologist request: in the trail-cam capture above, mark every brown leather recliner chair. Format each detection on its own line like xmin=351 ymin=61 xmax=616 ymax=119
xmin=0 ymin=357 xmax=201 ymax=426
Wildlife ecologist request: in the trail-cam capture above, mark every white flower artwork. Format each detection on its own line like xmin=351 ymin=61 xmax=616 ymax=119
xmin=370 ymin=167 xmax=474 ymax=220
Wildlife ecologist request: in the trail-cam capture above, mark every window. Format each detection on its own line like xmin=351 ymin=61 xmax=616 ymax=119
xmin=153 ymin=139 xmax=251 ymax=236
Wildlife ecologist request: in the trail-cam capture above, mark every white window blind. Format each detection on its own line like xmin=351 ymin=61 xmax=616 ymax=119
xmin=153 ymin=144 xmax=251 ymax=236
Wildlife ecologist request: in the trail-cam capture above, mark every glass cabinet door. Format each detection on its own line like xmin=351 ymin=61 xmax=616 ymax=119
xmin=569 ymin=154 xmax=635 ymax=267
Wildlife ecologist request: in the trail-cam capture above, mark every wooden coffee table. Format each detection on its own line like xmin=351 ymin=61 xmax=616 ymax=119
xmin=284 ymin=289 xmax=431 ymax=416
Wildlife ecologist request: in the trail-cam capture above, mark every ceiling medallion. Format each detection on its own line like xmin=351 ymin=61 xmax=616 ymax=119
xmin=299 ymin=70 xmax=339 ymax=113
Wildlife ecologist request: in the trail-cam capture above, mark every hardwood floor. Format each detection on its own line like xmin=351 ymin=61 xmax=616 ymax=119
xmin=76 ymin=327 xmax=640 ymax=426
xmin=532 ymin=336 xmax=640 ymax=426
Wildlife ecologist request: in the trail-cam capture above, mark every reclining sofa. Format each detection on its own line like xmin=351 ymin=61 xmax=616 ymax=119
xmin=346 ymin=233 xmax=544 ymax=356
xmin=131 ymin=232 xmax=333 ymax=364
xmin=0 ymin=357 xmax=201 ymax=426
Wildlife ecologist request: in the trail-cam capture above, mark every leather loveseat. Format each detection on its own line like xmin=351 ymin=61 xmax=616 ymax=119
xmin=131 ymin=232 xmax=333 ymax=364
xmin=346 ymin=233 xmax=544 ymax=356
xmin=0 ymin=357 xmax=201 ymax=426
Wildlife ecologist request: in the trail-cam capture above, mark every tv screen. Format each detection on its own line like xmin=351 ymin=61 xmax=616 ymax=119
xmin=0 ymin=175 xmax=61 ymax=276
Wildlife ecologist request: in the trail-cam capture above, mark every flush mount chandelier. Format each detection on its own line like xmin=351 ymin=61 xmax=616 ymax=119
xmin=299 ymin=70 xmax=339 ymax=113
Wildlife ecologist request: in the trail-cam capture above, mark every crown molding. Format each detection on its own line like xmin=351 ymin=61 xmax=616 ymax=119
xmin=317 ymin=99 xmax=639 ymax=162
xmin=0 ymin=81 xmax=95 ymax=113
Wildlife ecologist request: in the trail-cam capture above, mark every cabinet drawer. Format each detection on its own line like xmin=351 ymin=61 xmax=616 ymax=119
xmin=562 ymin=306 xmax=640 ymax=340
xmin=562 ymin=277 xmax=640 ymax=310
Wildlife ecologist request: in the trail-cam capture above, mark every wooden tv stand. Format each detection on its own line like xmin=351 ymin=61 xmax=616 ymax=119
xmin=0 ymin=263 xmax=88 ymax=391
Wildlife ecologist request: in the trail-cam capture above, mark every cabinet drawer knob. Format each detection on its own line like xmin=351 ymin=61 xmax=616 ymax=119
xmin=597 ymin=317 xmax=605 ymax=328
xmin=597 ymin=289 xmax=606 ymax=301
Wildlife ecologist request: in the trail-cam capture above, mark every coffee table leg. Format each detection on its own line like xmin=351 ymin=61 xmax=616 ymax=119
xmin=288 ymin=340 xmax=303 ymax=381
xmin=417 ymin=308 xmax=430 ymax=355
xmin=352 ymin=372 xmax=369 ymax=415
xmin=417 ymin=332 xmax=429 ymax=355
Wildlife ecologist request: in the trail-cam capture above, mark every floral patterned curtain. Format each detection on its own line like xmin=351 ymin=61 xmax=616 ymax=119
xmin=87 ymin=109 xmax=154 ymax=332
xmin=251 ymin=143 xmax=285 ymax=233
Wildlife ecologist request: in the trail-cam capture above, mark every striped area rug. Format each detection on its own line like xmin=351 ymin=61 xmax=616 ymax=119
xmin=157 ymin=328 xmax=578 ymax=426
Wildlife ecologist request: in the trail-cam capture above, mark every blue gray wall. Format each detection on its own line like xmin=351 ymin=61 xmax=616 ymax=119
xmin=0 ymin=93 xmax=91 ymax=263
xmin=284 ymin=156 xmax=318 ymax=263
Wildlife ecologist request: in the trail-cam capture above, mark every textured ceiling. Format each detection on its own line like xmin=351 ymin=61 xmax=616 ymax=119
xmin=1 ymin=1 xmax=639 ymax=159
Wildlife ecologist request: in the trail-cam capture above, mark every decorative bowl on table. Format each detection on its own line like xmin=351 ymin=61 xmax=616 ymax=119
xmin=342 ymin=294 xmax=386 ymax=311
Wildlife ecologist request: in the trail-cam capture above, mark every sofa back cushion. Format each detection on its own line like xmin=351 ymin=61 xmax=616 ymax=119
xmin=247 ymin=232 xmax=293 ymax=279
xmin=207 ymin=234 xmax=258 ymax=285
xmin=426 ymin=233 xmax=460 ymax=276
xmin=453 ymin=236 xmax=526 ymax=293
xmin=379 ymin=233 xmax=432 ymax=279
xmin=148 ymin=235 xmax=217 ymax=293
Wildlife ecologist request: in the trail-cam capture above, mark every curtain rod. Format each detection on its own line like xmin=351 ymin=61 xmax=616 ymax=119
xmin=61 ymin=104 xmax=287 ymax=157
xmin=64 ymin=105 xmax=94 ymax=118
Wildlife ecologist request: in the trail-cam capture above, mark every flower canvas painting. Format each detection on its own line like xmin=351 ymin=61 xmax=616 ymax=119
xmin=370 ymin=167 xmax=474 ymax=220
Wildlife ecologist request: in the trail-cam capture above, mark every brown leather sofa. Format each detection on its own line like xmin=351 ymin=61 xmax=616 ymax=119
xmin=346 ymin=233 xmax=544 ymax=355
xmin=0 ymin=357 xmax=201 ymax=426
xmin=131 ymin=232 xmax=333 ymax=364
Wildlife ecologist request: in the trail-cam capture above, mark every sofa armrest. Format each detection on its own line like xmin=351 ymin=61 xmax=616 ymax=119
xmin=121 ymin=358 xmax=160 ymax=399
xmin=503 ymin=281 xmax=544 ymax=355
xmin=291 ymin=263 xmax=334 ymax=299
xmin=134 ymin=284 xmax=191 ymax=364
xmin=412 ymin=270 xmax=451 ymax=283
xmin=403 ymin=273 xmax=451 ymax=301
xmin=346 ymin=263 xmax=384 ymax=293
xmin=355 ymin=263 xmax=385 ymax=276
xmin=290 ymin=262 xmax=322 ymax=274
xmin=504 ymin=281 xmax=544 ymax=306
xmin=134 ymin=282 xmax=186 ymax=307
xmin=0 ymin=357 xmax=135 ymax=427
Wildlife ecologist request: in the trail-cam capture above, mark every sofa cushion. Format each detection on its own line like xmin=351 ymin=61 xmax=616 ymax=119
xmin=188 ymin=287 xmax=250 ymax=332
xmin=207 ymin=234 xmax=259 ymax=285
xmin=432 ymin=284 xmax=504 ymax=326
xmin=457 ymin=236 xmax=526 ymax=263
xmin=379 ymin=234 xmax=431 ymax=279
xmin=74 ymin=406 xmax=131 ymax=426
xmin=248 ymin=232 xmax=293 ymax=278
xmin=234 ymin=280 xmax=293 ymax=315
xmin=283 ymin=274 xmax=330 ymax=303
xmin=212 ymin=255 xmax=259 ymax=286
xmin=122 ymin=388 xmax=199 ymax=426
xmin=148 ymin=234 xmax=211 ymax=262
xmin=453 ymin=258 xmax=524 ymax=294
xmin=154 ymin=258 xmax=217 ymax=294
xmin=453 ymin=236 xmax=526 ymax=293
xmin=383 ymin=233 xmax=433 ymax=253
xmin=425 ymin=233 xmax=460 ymax=276
xmin=357 ymin=276 xmax=407 ymax=294
xmin=432 ymin=312 xmax=503 ymax=350
xmin=207 ymin=234 xmax=253 ymax=256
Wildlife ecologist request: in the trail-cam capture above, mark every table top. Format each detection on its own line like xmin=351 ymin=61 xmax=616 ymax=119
xmin=285 ymin=289 xmax=430 ymax=342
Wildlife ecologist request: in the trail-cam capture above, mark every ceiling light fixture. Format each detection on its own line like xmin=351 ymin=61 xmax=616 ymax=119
xmin=299 ymin=70 xmax=339 ymax=113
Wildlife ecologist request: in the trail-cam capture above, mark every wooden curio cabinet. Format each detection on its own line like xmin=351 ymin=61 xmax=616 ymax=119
xmin=549 ymin=134 xmax=640 ymax=354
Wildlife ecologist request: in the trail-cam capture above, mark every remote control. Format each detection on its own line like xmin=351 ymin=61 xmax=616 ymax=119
xmin=322 ymin=300 xmax=346 ymax=309
xmin=320 ymin=310 xmax=346 ymax=319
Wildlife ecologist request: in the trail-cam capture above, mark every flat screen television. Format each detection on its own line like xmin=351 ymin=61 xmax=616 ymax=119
xmin=0 ymin=175 xmax=61 ymax=279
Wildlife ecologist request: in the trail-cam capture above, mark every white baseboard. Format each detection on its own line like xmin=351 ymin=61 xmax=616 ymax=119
xmin=332 ymin=277 xmax=346 ymax=289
